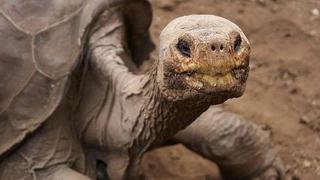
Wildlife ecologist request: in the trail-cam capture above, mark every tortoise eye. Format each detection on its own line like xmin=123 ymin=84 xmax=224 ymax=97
xmin=234 ymin=34 xmax=242 ymax=52
xmin=177 ymin=40 xmax=191 ymax=58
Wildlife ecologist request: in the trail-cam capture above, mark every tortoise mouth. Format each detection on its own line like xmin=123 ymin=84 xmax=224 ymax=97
xmin=183 ymin=65 xmax=249 ymax=92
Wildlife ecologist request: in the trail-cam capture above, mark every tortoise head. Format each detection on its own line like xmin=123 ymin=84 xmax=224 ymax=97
xmin=157 ymin=15 xmax=250 ymax=104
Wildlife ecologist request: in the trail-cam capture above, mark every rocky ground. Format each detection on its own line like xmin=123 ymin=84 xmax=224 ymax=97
xmin=140 ymin=0 xmax=320 ymax=179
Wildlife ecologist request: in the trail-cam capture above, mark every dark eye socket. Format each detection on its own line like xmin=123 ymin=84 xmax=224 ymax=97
xmin=177 ymin=40 xmax=191 ymax=58
xmin=234 ymin=34 xmax=242 ymax=52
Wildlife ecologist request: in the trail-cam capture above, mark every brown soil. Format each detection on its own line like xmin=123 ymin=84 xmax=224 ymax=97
xmin=140 ymin=0 xmax=320 ymax=179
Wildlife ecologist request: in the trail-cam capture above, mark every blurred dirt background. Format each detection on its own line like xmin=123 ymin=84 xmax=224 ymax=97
xmin=140 ymin=0 xmax=320 ymax=179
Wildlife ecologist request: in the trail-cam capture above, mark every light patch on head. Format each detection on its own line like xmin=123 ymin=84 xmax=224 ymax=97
xmin=160 ymin=15 xmax=249 ymax=55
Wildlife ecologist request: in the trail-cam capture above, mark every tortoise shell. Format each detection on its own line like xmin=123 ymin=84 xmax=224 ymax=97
xmin=0 ymin=0 xmax=152 ymax=158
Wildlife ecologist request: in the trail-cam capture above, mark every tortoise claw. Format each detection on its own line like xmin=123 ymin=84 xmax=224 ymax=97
xmin=252 ymin=168 xmax=279 ymax=180
xmin=252 ymin=156 xmax=285 ymax=180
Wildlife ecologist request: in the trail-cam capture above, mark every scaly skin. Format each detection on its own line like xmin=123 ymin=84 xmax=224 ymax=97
xmin=173 ymin=106 xmax=284 ymax=180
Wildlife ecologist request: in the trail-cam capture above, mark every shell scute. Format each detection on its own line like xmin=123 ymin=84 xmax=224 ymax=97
xmin=34 ymin=11 xmax=82 ymax=79
xmin=0 ymin=13 xmax=34 ymax=113
xmin=0 ymin=72 xmax=68 ymax=158
xmin=1 ymin=0 xmax=84 ymax=33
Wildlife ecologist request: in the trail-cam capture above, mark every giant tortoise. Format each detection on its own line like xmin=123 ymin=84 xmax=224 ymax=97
xmin=0 ymin=0 xmax=283 ymax=179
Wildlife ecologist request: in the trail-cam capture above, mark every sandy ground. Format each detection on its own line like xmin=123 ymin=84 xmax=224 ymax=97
xmin=140 ymin=0 xmax=320 ymax=179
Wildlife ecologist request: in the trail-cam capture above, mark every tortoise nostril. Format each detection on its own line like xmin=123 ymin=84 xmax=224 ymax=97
xmin=211 ymin=45 xmax=216 ymax=51
xmin=211 ymin=44 xmax=225 ymax=52
xmin=220 ymin=45 xmax=224 ymax=51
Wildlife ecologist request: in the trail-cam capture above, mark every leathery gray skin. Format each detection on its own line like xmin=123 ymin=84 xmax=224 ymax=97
xmin=78 ymin=13 xmax=251 ymax=179
xmin=173 ymin=105 xmax=284 ymax=180
xmin=79 ymin=11 xmax=284 ymax=180
xmin=0 ymin=1 xmax=284 ymax=180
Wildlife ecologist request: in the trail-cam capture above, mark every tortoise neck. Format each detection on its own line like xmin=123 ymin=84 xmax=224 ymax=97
xmin=129 ymin=66 xmax=210 ymax=155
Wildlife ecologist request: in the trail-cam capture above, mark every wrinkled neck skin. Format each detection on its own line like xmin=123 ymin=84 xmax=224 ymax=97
xmin=77 ymin=7 xmax=228 ymax=176
xmin=127 ymin=63 xmax=226 ymax=158
xmin=78 ymin=58 xmax=212 ymax=157
xmin=77 ymin=60 xmax=216 ymax=178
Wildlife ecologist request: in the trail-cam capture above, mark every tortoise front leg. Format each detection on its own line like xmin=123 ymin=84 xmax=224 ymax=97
xmin=171 ymin=106 xmax=284 ymax=180
xmin=35 ymin=165 xmax=91 ymax=180
xmin=52 ymin=167 xmax=91 ymax=180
